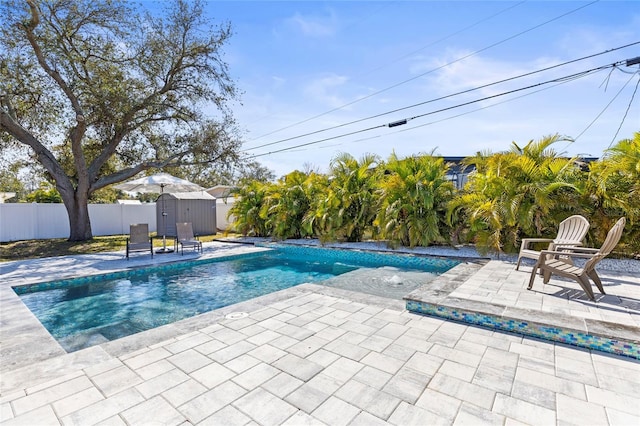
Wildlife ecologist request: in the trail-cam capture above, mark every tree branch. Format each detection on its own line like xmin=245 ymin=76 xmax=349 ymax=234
xmin=22 ymin=1 xmax=86 ymax=126
xmin=0 ymin=109 xmax=73 ymax=194
xmin=22 ymin=0 xmax=89 ymax=192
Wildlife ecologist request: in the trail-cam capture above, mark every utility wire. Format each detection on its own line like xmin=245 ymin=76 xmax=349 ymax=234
xmin=245 ymin=0 xmax=600 ymax=146
xmin=278 ymin=81 xmax=569 ymax=153
xmin=607 ymin=72 xmax=640 ymax=149
xmin=358 ymin=1 xmax=527 ymax=78
xmin=244 ymin=1 xmax=527 ymax=133
xmin=396 ymin=80 xmax=571 ymax=134
xmin=319 ymin=68 xmax=639 ymax=154
xmin=405 ymin=67 xmax=609 ymax=122
xmin=245 ymin=40 xmax=639 ymax=152
xmin=246 ymin=61 xmax=619 ymax=159
xmin=571 ymin=71 xmax=637 ymax=144
xmin=248 ymin=124 xmax=388 ymax=159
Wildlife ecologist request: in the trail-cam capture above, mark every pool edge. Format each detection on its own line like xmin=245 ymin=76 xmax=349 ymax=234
xmin=404 ymin=262 xmax=640 ymax=360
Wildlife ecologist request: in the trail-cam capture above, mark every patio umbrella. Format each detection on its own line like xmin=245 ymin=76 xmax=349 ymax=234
xmin=114 ymin=172 xmax=205 ymax=194
xmin=115 ymin=173 xmax=205 ymax=253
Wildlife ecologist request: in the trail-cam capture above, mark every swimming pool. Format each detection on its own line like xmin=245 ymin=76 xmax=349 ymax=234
xmin=14 ymin=245 xmax=459 ymax=352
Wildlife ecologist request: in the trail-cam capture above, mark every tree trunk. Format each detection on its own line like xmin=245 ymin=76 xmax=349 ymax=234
xmin=63 ymin=191 xmax=93 ymax=241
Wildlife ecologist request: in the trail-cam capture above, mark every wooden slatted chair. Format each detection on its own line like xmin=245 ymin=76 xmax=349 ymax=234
xmin=126 ymin=223 xmax=153 ymax=259
xmin=516 ymin=215 xmax=590 ymax=270
xmin=527 ymin=217 xmax=626 ymax=301
xmin=176 ymin=222 xmax=202 ymax=255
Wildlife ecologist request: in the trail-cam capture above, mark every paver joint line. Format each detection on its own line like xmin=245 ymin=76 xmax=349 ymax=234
xmin=2 ymin=244 xmax=640 ymax=425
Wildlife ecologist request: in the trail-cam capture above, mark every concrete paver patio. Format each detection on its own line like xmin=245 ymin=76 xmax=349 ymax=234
xmin=1 ymin=242 xmax=639 ymax=425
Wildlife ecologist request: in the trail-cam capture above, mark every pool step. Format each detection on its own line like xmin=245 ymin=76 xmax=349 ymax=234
xmin=404 ymin=261 xmax=640 ymax=360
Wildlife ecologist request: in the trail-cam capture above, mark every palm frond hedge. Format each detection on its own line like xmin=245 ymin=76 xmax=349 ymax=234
xmin=229 ymin=133 xmax=640 ymax=257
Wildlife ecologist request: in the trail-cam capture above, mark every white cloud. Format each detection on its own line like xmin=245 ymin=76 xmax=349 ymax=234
xmin=225 ymin=2 xmax=640 ymax=178
xmin=271 ymin=76 xmax=286 ymax=88
xmin=303 ymin=73 xmax=350 ymax=108
xmin=286 ymin=11 xmax=337 ymax=37
xmin=410 ymin=49 xmax=562 ymax=99
xmin=556 ymin=14 xmax=640 ymax=58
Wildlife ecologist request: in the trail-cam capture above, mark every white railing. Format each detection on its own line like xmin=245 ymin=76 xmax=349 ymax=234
xmin=0 ymin=198 xmax=235 ymax=242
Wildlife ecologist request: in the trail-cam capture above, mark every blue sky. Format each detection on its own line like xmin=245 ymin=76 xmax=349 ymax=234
xmin=196 ymin=1 xmax=640 ymax=177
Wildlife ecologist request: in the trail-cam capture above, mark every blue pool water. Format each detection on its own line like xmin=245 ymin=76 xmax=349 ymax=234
xmin=15 ymin=246 xmax=458 ymax=352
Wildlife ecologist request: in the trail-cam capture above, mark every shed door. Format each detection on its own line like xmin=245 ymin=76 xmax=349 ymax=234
xmin=157 ymin=195 xmax=178 ymax=237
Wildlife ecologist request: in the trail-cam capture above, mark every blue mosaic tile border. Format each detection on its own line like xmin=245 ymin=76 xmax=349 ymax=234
xmin=257 ymin=243 xmax=460 ymax=273
xmin=406 ymin=300 xmax=640 ymax=360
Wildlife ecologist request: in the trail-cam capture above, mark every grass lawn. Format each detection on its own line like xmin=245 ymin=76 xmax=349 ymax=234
xmin=0 ymin=233 xmax=235 ymax=262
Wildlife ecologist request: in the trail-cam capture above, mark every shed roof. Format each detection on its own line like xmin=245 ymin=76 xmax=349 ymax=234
xmin=159 ymin=191 xmax=215 ymax=200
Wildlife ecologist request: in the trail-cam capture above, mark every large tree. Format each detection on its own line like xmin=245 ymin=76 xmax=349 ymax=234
xmin=0 ymin=0 xmax=242 ymax=240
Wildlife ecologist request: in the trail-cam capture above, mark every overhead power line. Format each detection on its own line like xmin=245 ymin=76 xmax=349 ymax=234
xmin=357 ymin=1 xmax=528 ymax=78
xmin=288 ymin=80 xmax=574 ymax=154
xmin=608 ymin=72 xmax=640 ymax=148
xmin=246 ymin=59 xmax=632 ymax=159
xmin=244 ymin=1 xmax=527 ymax=134
xmin=573 ymin=71 xmax=639 ymax=143
xmin=245 ymin=0 xmax=600 ymax=146
xmin=395 ymin=80 xmax=571 ymax=134
xmin=245 ymin=41 xmax=640 ymax=152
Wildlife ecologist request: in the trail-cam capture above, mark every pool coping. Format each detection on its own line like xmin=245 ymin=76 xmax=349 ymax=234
xmin=3 ymin=243 xmax=453 ymax=378
xmin=1 ymin=282 xmax=405 ymax=396
xmin=0 ymin=245 xmax=273 ymax=378
xmin=11 ymin=249 xmax=275 ymax=294
xmin=2 ymin=242 xmax=639 ymax=396
xmin=404 ymin=262 xmax=640 ymax=359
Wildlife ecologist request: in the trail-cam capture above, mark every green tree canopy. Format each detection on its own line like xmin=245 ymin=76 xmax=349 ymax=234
xmin=376 ymin=153 xmax=454 ymax=248
xmin=25 ymin=182 xmax=62 ymax=203
xmin=584 ymin=132 xmax=640 ymax=250
xmin=1 ymin=0 xmax=242 ymax=240
xmin=449 ymin=134 xmax=584 ymax=254
xmin=311 ymin=153 xmax=381 ymax=242
xmin=229 ymin=180 xmax=272 ymax=237
xmin=264 ymin=170 xmax=317 ymax=240
xmin=0 ymin=162 xmax=25 ymax=201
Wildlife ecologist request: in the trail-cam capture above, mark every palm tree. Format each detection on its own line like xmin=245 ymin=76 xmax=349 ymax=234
xmin=376 ymin=153 xmax=454 ymax=248
xmin=506 ymin=135 xmax=586 ymax=235
xmin=310 ymin=153 xmax=381 ymax=242
xmin=229 ymin=180 xmax=271 ymax=237
xmin=585 ymin=132 xmax=639 ymax=251
xmin=301 ymin=173 xmax=331 ymax=240
xmin=449 ymin=134 xmax=584 ymax=254
xmin=590 ymin=132 xmax=640 ymax=217
xmin=264 ymin=170 xmax=316 ymax=240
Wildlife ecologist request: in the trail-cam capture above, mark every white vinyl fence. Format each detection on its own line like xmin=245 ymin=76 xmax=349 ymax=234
xmin=215 ymin=197 xmax=236 ymax=233
xmin=0 ymin=198 xmax=235 ymax=242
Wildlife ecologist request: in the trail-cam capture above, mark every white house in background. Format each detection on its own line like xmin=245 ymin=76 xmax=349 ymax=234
xmin=204 ymin=186 xmax=237 ymax=233
xmin=206 ymin=185 xmax=234 ymax=199
xmin=441 ymin=156 xmax=599 ymax=190
xmin=0 ymin=192 xmax=16 ymax=203
xmin=116 ymin=199 xmax=141 ymax=204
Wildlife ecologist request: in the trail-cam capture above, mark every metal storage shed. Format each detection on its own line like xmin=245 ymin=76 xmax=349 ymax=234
xmin=156 ymin=192 xmax=217 ymax=237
